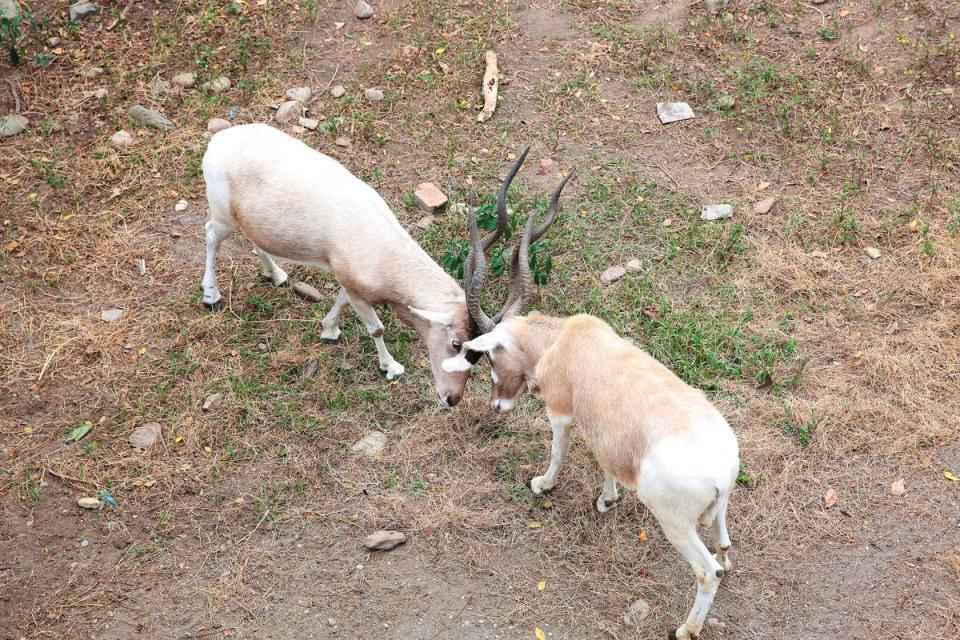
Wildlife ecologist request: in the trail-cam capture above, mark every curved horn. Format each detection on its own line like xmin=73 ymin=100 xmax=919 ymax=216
xmin=532 ymin=167 xmax=575 ymax=242
xmin=465 ymin=204 xmax=496 ymax=334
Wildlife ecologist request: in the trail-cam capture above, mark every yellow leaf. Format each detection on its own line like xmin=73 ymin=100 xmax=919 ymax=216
xmin=535 ymin=628 xmax=546 ymax=640
xmin=537 ymin=580 xmax=545 ymax=592
xmin=204 ymin=446 xmax=212 ymax=453
xmin=945 ymin=471 xmax=959 ymax=482
xmin=175 ymin=435 xmax=184 ymax=443
xmin=435 ymin=47 xmax=446 ymax=55
xmin=138 ymin=347 xmax=146 ymax=355
xmin=23 ymin=426 xmax=33 ymax=434
xmin=527 ymin=521 xmax=542 ymax=529
xmin=542 ymin=500 xmax=554 ymax=509
xmin=638 ymin=528 xmax=648 ymax=544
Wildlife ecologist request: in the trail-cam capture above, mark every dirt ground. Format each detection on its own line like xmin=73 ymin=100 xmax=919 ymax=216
xmin=2 ymin=1 xmax=959 ymax=639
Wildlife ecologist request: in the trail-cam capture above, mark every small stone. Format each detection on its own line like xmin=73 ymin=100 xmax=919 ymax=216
xmin=82 ymin=88 xmax=108 ymax=99
xmin=286 ymin=86 xmax=312 ymax=102
xmin=304 ymin=359 xmax=321 ymax=379
xmin=656 ymin=101 xmax=694 ymax=124
xmin=275 ymin=101 xmax=303 ymax=124
xmin=351 ymin=430 xmax=386 ymax=457
xmin=414 ymin=182 xmax=448 ymax=213
xmin=202 ymin=392 xmax=224 ymax=412
xmin=293 ymin=281 xmax=323 ymax=302
xmin=207 ymin=118 xmax=231 ymax=133
xmin=47 ymin=36 xmax=61 ymax=46
xmin=100 ymin=308 xmax=125 ymax=322
xmin=538 ymin=158 xmax=554 ymax=175
xmin=81 ymin=66 xmax=104 ymax=79
xmin=716 ymin=94 xmax=735 ymax=110
xmin=753 ymin=197 xmax=776 ymax=215
xmin=362 ymin=530 xmax=406 ymax=551
xmin=128 ymin=104 xmax=175 ymax=131
xmin=80 ymin=539 xmax=89 ymax=548
xmin=172 ymin=72 xmax=196 ymax=88
xmin=148 ymin=76 xmax=173 ymax=95
xmin=625 ymin=258 xmax=642 ymax=272
xmin=330 ymin=84 xmax=346 ymax=98
xmin=354 ymin=0 xmax=373 ymax=19
xmin=327 ymin=618 xmax=337 ymax=627
xmin=335 ymin=136 xmax=351 ymax=147
xmin=203 ymin=76 xmax=231 ymax=93
xmin=69 ymin=2 xmax=98 ymax=21
xmin=452 ymin=202 xmax=472 ymax=216
xmin=663 ymin=218 xmax=673 ymax=227
xmin=174 ymin=199 xmax=189 ymax=212
xmin=622 ymin=599 xmax=651 ymax=627
xmin=416 ymin=215 xmax=434 ymax=230
xmin=0 ymin=115 xmax=27 ymax=137
xmin=298 ymin=117 xmax=319 ymax=130
xmin=364 ymin=88 xmax=384 ymax=102
xmin=110 ymin=130 xmax=133 ymax=146
xmin=77 ymin=497 xmax=101 ymax=510
xmin=0 ymin=0 xmax=22 ymax=20
xmin=600 ymin=265 xmax=627 ymax=285
xmin=701 ymin=203 xmax=733 ymax=221
xmin=128 ymin=422 xmax=161 ymax=449
xmin=707 ymin=617 xmax=726 ymax=630
xmin=864 ymin=246 xmax=881 ymax=259
xmin=891 ymin=478 xmax=906 ymax=496
xmin=425 ymin=472 xmax=439 ymax=483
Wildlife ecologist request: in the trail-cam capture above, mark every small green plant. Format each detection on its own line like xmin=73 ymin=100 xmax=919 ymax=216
xmin=33 ymin=50 xmax=53 ymax=67
xmin=736 ymin=465 xmax=756 ymax=488
xmin=778 ymin=406 xmax=817 ymax=446
xmin=0 ymin=12 xmax=24 ymax=65
xmin=817 ymin=20 xmax=840 ymax=41
xmin=406 ymin=474 xmax=427 ymax=493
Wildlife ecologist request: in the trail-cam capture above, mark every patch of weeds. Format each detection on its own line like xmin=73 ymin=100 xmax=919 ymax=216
xmin=23 ymin=471 xmax=43 ymax=503
xmin=817 ymin=19 xmax=840 ymax=41
xmin=251 ymin=488 xmax=284 ymax=528
xmin=736 ymin=464 xmax=756 ymax=488
xmin=777 ymin=405 xmax=817 ymax=446
xmin=824 ymin=210 xmax=861 ymax=246
xmin=29 ymin=158 xmax=67 ymax=189
xmin=508 ymin=483 xmax=537 ymax=507
xmin=406 ymin=474 xmax=427 ymax=493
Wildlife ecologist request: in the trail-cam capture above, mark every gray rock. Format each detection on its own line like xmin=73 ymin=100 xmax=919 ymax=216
xmin=82 ymin=88 xmax=108 ymax=99
xmin=600 ymin=265 xmax=626 ymax=285
xmin=0 ymin=115 xmax=28 ymax=137
xmin=622 ymin=599 xmax=651 ymax=627
xmin=354 ymin=0 xmax=373 ymax=19
xmin=753 ymin=197 xmax=776 ymax=214
xmin=701 ymin=203 xmax=733 ymax=221
xmin=148 ymin=76 xmax=173 ymax=96
xmin=327 ymin=618 xmax=337 ymax=627
xmin=656 ymin=101 xmax=694 ymax=124
xmin=77 ymin=497 xmax=101 ymax=510
xmin=293 ymin=281 xmax=323 ymax=302
xmin=351 ymin=430 xmax=386 ymax=457
xmin=707 ymin=617 xmax=726 ymax=631
xmin=128 ymin=422 xmax=161 ymax=449
xmin=625 ymin=258 xmax=642 ymax=272
xmin=416 ymin=215 xmax=434 ymax=230
xmin=47 ymin=36 xmax=61 ymax=47
xmin=80 ymin=66 xmax=104 ymax=79
xmin=362 ymin=530 xmax=406 ymax=551
xmin=207 ymin=118 xmax=231 ymax=133
xmin=286 ymin=86 xmax=312 ymax=102
xmin=110 ymin=130 xmax=133 ymax=146
xmin=128 ymin=104 xmax=174 ymax=131
xmin=330 ymin=84 xmax=346 ymax=98
xmin=172 ymin=72 xmax=196 ymax=88
xmin=202 ymin=392 xmax=224 ymax=412
xmin=69 ymin=2 xmax=98 ymax=21
xmin=0 ymin=0 xmax=21 ymax=20
xmin=364 ymin=88 xmax=384 ymax=102
xmin=275 ymin=100 xmax=302 ymax=124
xmin=304 ymin=359 xmax=321 ymax=379
xmin=864 ymin=246 xmax=881 ymax=259
xmin=414 ymin=182 xmax=448 ymax=213
xmin=335 ymin=136 xmax=351 ymax=148
xmin=100 ymin=308 xmax=125 ymax=322
xmin=716 ymin=94 xmax=735 ymax=111
xmin=80 ymin=539 xmax=89 ymax=547
xmin=203 ymin=76 xmax=231 ymax=93
xmin=298 ymin=117 xmax=320 ymax=130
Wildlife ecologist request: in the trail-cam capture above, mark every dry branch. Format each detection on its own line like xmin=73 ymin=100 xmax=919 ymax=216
xmin=477 ymin=50 xmax=498 ymax=123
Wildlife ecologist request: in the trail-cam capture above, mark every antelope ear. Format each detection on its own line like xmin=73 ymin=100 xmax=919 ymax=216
xmin=408 ymin=306 xmax=454 ymax=327
xmin=462 ymin=327 xmax=510 ymax=353
xmin=441 ymin=352 xmax=473 ymax=372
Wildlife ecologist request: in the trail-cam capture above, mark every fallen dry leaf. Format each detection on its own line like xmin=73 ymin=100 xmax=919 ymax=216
xmin=824 ymin=487 xmax=838 ymax=508
xmin=535 ymin=628 xmax=546 ymax=640
xmin=890 ymin=478 xmax=905 ymax=496
xmin=527 ymin=521 xmax=542 ymax=529
xmin=945 ymin=471 xmax=958 ymax=482
xmin=638 ymin=529 xmax=648 ymax=544
xmin=537 ymin=580 xmax=546 ymax=592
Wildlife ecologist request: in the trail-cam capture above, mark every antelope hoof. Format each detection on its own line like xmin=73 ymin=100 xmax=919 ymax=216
xmin=668 ymin=627 xmax=696 ymax=640
xmin=595 ymin=494 xmax=620 ymax=513
xmin=380 ymin=362 xmax=405 ymax=380
xmin=320 ymin=328 xmax=341 ymax=344
xmin=321 ymin=336 xmax=341 ymax=345
xmin=202 ymin=298 xmax=223 ymax=311
xmin=529 ymin=475 xmax=555 ymax=495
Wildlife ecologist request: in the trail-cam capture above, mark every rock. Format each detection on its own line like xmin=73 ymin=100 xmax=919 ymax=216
xmin=203 ymin=76 xmax=231 ymax=93
xmin=128 ymin=104 xmax=175 ymax=131
xmin=275 ymin=100 xmax=302 ymax=124
xmin=80 ymin=539 xmax=89 ymax=547
xmin=148 ymin=76 xmax=173 ymax=95
xmin=202 ymin=392 xmax=224 ymax=412
xmin=662 ymin=218 xmax=672 ymax=227
xmin=864 ymin=246 xmax=881 ymax=259
xmin=207 ymin=118 xmax=231 ymax=133
xmin=622 ymin=598 xmax=651 ymax=627
xmin=707 ymin=617 xmax=726 ymax=630
xmin=335 ymin=136 xmax=351 ymax=148
xmin=716 ymin=94 xmax=735 ymax=110
xmin=351 ymin=430 xmax=386 ymax=457
xmin=362 ymin=530 xmax=406 ymax=551
xmin=298 ymin=117 xmax=319 ymax=130
xmin=600 ymin=265 xmax=627 ymax=285
xmin=414 ymin=182 xmax=448 ymax=213
xmin=110 ymin=130 xmax=133 ymax=146
xmin=172 ymin=72 xmax=196 ymax=88
xmin=364 ymin=88 xmax=384 ymax=102
xmin=77 ymin=497 xmax=101 ymax=509
xmin=82 ymin=88 xmax=108 ymax=99
xmin=625 ymin=258 xmax=642 ymax=272
xmin=330 ymin=84 xmax=346 ymax=98
xmin=891 ymin=478 xmax=906 ymax=496
xmin=701 ymin=203 xmax=733 ymax=221
xmin=538 ymin=158 xmax=554 ymax=175
xmin=416 ymin=215 xmax=434 ymax=230
xmin=1 ymin=115 xmax=28 ymax=137
xmin=128 ymin=422 xmax=161 ymax=449
xmin=293 ymin=281 xmax=323 ymax=302
xmin=81 ymin=66 xmax=104 ymax=79
xmin=0 ymin=0 xmax=21 ymax=20
xmin=69 ymin=2 xmax=98 ymax=21
xmin=286 ymin=86 xmax=312 ymax=102
xmin=354 ymin=0 xmax=373 ymax=19
xmin=47 ymin=36 xmax=61 ymax=46
xmin=100 ymin=308 xmax=125 ymax=322
xmin=327 ymin=618 xmax=337 ymax=627
xmin=656 ymin=101 xmax=694 ymax=124
xmin=304 ymin=359 xmax=321 ymax=379
xmin=174 ymin=199 xmax=189 ymax=212
xmin=753 ymin=197 xmax=776 ymax=214
xmin=425 ymin=472 xmax=439 ymax=483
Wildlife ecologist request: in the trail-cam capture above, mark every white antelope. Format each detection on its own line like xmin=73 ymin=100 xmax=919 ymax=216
xmin=442 ymin=211 xmax=740 ymax=639
xmin=199 ymin=124 xmax=570 ymax=405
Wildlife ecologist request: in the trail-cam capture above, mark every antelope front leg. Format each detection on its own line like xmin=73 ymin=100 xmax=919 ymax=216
xmin=530 ymin=413 xmax=573 ymax=495
xmin=596 ymin=473 xmax=620 ymax=513
xmin=344 ymin=294 xmax=405 ymax=379
xmin=201 ymin=219 xmax=233 ymax=309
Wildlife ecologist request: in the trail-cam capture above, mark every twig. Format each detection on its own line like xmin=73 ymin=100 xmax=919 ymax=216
xmin=319 ymin=62 xmax=340 ymax=94
xmin=477 ymin=50 xmax=498 ymax=123
xmin=37 ymin=336 xmax=81 ymax=381
xmin=654 ymin=162 xmax=681 ymax=189
xmin=45 ymin=467 xmax=98 ymax=487
xmin=107 ymin=0 xmax=135 ymax=31
xmin=5 ymin=78 xmax=21 ymax=113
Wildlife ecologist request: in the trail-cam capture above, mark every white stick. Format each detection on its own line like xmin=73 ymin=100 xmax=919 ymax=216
xmin=477 ymin=50 xmax=498 ymax=123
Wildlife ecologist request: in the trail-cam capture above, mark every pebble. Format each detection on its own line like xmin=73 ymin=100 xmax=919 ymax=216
xmin=203 ymin=76 xmax=231 ymax=93
xmin=275 ymin=100 xmax=302 ymax=123
xmin=351 ymin=430 xmax=386 ymax=457
xmin=538 ymin=158 xmax=554 ymax=175
xmin=298 ymin=117 xmax=320 ymax=130
xmin=82 ymin=88 xmax=108 ymax=99
xmin=362 ymin=530 xmax=406 ymax=551
xmin=330 ymin=84 xmax=346 ymax=98
xmin=701 ymin=203 xmax=733 ymax=221
xmin=80 ymin=539 xmax=89 ymax=548
xmin=622 ymin=598 xmax=651 ymax=627
xmin=172 ymin=72 xmax=196 ymax=88
xmin=864 ymin=246 xmax=881 ymax=259
xmin=414 ymin=182 xmax=448 ymax=213
xmin=47 ymin=36 xmax=61 ymax=46
xmin=286 ymin=86 xmax=312 ymax=102
xmin=364 ymin=88 xmax=384 ymax=102
xmin=81 ymin=66 xmax=105 ymax=79
xmin=148 ymin=76 xmax=172 ymax=95
xmin=354 ymin=0 xmax=373 ymax=19
xmin=753 ymin=197 xmax=776 ymax=214
xmin=202 ymin=392 xmax=224 ymax=412
xmin=175 ymin=199 xmax=189 ymax=212
xmin=327 ymin=617 xmax=337 ymax=627
xmin=600 ymin=265 xmax=627 ymax=285
xmin=416 ymin=215 xmax=434 ymax=230
xmin=69 ymin=2 xmax=98 ymax=21
xmin=707 ymin=617 xmax=726 ymax=630
xmin=128 ymin=422 xmax=161 ymax=449
xmin=128 ymin=105 xmax=175 ymax=131
xmin=207 ymin=118 xmax=231 ymax=133
xmin=77 ymin=497 xmax=101 ymax=510
xmin=1 ymin=115 xmax=28 ymax=137
xmin=101 ymin=308 xmax=125 ymax=322
xmin=293 ymin=281 xmax=323 ymax=302
xmin=304 ymin=359 xmax=321 ymax=379
xmin=335 ymin=136 xmax=351 ymax=148
xmin=625 ymin=258 xmax=642 ymax=272
xmin=1 ymin=0 xmax=21 ymax=20
xmin=656 ymin=101 xmax=694 ymax=124
xmin=109 ymin=130 xmax=133 ymax=146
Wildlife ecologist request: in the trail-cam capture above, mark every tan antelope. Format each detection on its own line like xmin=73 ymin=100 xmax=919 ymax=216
xmin=200 ymin=123 xmax=570 ymax=406
xmin=442 ymin=210 xmax=740 ymax=639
